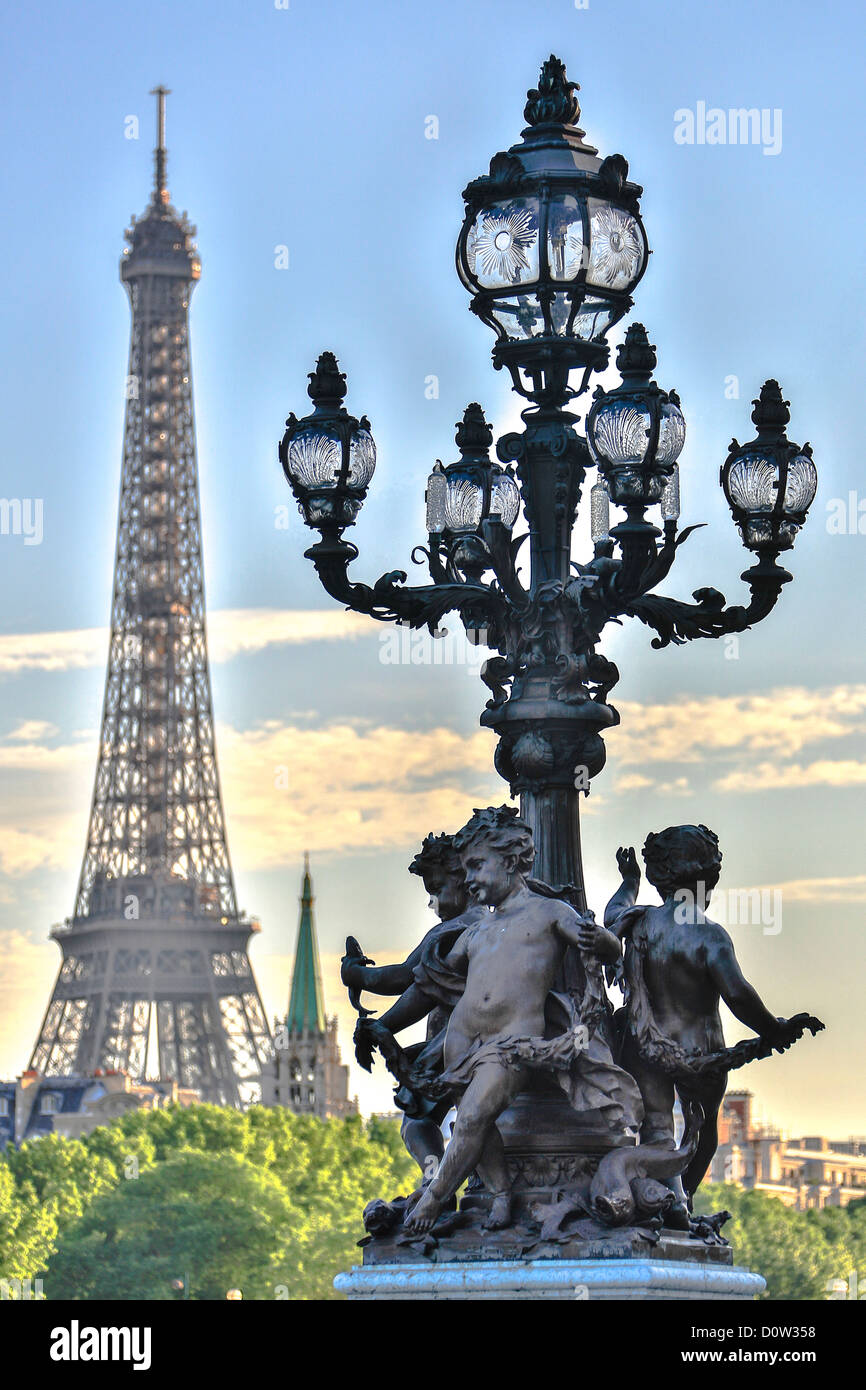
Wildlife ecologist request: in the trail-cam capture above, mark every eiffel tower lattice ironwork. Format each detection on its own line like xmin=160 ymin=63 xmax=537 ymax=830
xmin=29 ymin=89 xmax=272 ymax=1106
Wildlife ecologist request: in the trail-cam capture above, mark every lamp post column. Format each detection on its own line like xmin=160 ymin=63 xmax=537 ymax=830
xmin=487 ymin=402 xmax=611 ymax=903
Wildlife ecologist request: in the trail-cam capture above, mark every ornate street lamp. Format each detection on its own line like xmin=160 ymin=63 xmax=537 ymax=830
xmin=425 ymin=404 xmax=520 ymax=583
xmin=278 ymin=54 xmax=816 ymax=896
xmin=586 ymin=324 xmax=685 ymax=511
xmin=586 ymin=322 xmax=686 ymax=584
xmin=456 ymin=55 xmax=647 ymax=402
xmin=279 ymin=351 xmax=376 ymax=532
xmin=721 ymin=379 xmax=817 ymax=556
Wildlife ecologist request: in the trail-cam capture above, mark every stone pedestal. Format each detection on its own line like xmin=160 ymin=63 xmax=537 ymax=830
xmin=493 ymin=1080 xmax=636 ymax=1200
xmin=337 ymin=1223 xmax=764 ymax=1301
xmin=345 ymin=1084 xmax=763 ymax=1300
xmin=335 ymin=1256 xmax=765 ymax=1300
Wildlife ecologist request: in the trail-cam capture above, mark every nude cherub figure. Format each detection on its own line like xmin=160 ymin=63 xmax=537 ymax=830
xmin=340 ymin=832 xmax=486 ymax=1180
xmin=604 ymin=825 xmax=794 ymax=1211
xmin=405 ymin=806 xmax=620 ymax=1234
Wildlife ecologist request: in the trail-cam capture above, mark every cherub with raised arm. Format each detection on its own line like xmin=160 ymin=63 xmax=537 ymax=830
xmin=605 ymin=826 xmax=822 ymax=1219
xmin=405 ymin=806 xmax=642 ymax=1234
xmin=340 ymin=832 xmax=486 ymax=1180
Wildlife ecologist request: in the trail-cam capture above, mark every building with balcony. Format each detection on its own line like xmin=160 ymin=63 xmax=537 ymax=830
xmin=710 ymin=1090 xmax=866 ymax=1209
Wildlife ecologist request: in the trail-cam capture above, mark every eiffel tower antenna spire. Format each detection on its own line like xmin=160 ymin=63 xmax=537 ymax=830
xmin=150 ymin=84 xmax=170 ymax=202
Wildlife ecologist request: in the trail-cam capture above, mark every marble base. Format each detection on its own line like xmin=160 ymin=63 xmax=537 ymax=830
xmin=335 ymin=1257 xmax=765 ymax=1301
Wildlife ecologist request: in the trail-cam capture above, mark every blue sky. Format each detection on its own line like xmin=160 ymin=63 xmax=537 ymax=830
xmin=0 ymin=0 xmax=863 ymax=1129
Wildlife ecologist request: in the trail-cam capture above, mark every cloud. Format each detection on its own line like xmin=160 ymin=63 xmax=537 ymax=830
xmin=0 ymin=827 xmax=82 ymax=878
xmin=0 ymin=739 xmax=90 ymax=774
xmin=656 ymin=776 xmax=695 ymax=796
xmin=0 ymin=627 xmax=105 ymax=675
xmin=0 ymin=715 xmax=503 ymax=878
xmin=615 ymin=686 xmax=866 ymax=765
xmin=765 ymin=874 xmax=866 ymax=904
xmin=219 ymin=720 xmax=502 ymax=868
xmin=615 ymin=773 xmax=654 ymax=792
xmin=714 ymin=759 xmax=866 ymax=793
xmin=207 ymin=608 xmax=376 ymax=662
xmin=0 ymin=729 xmax=91 ymax=876
xmin=4 ymin=720 xmax=59 ymax=742
xmin=0 ymin=609 xmax=378 ymax=677
xmin=0 ymin=680 xmax=863 ymax=884
xmin=0 ymin=930 xmax=61 ymax=1078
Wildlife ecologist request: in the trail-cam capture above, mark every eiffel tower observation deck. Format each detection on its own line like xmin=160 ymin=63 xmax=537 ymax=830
xmin=29 ymin=89 xmax=272 ymax=1107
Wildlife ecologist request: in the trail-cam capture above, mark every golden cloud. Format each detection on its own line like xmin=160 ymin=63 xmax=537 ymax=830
xmin=715 ymin=759 xmax=866 ymax=793
xmin=764 ymin=874 xmax=866 ymax=903
xmin=0 ymin=682 xmax=863 ymax=882
xmin=218 ymin=720 xmax=502 ymax=868
xmin=615 ymin=686 xmax=866 ymax=764
xmin=0 ymin=609 xmax=378 ymax=676
xmin=0 ymin=930 xmax=62 ymax=1077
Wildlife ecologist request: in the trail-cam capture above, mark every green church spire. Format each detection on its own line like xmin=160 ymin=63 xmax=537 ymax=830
xmin=286 ymin=852 xmax=326 ymax=1034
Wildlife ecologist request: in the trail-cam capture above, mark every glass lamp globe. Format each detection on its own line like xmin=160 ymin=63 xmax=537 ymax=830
xmin=721 ymin=381 xmax=817 ymax=553
xmin=457 ymin=55 xmax=648 ymax=400
xmin=425 ymin=405 xmax=520 ymax=575
xmin=586 ymin=324 xmax=685 ymax=508
xmin=425 ymin=404 xmax=520 ymax=538
xmin=279 ymin=353 xmax=376 ymax=532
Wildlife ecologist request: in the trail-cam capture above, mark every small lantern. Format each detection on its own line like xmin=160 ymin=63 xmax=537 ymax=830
xmin=425 ymin=404 xmax=520 ymax=567
xmin=279 ymin=353 xmax=376 ymax=532
xmin=721 ymin=381 xmax=817 ymax=553
xmin=590 ymin=477 xmax=610 ymax=543
xmin=586 ymin=324 xmax=685 ymax=509
xmin=660 ymin=464 xmax=681 ymax=523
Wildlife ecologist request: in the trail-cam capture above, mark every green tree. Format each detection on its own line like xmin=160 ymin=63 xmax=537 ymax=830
xmin=82 ymin=1120 xmax=157 ymax=1181
xmin=98 ymin=1100 xmax=249 ymax=1164
xmin=40 ymin=1107 xmax=415 ymax=1300
xmin=0 ymin=1162 xmax=57 ymax=1287
xmin=46 ymin=1149 xmax=299 ymax=1301
xmin=6 ymin=1133 xmax=118 ymax=1226
xmin=806 ymin=1199 xmax=866 ymax=1298
xmin=694 ymin=1182 xmax=851 ymax=1300
xmin=266 ymin=1112 xmax=415 ymax=1299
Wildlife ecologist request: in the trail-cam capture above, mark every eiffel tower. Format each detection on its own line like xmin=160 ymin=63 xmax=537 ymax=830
xmin=29 ymin=89 xmax=271 ymax=1106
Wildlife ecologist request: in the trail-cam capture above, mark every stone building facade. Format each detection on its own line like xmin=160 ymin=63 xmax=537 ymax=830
xmin=710 ymin=1090 xmax=866 ymax=1209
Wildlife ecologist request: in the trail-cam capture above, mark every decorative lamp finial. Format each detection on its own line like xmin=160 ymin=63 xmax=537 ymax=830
xmin=524 ymin=55 xmax=581 ymax=128
xmin=751 ymin=380 xmax=791 ymax=435
xmin=615 ymin=323 xmax=658 ymax=381
xmin=456 ymin=403 xmax=493 ymax=456
xmin=307 ymin=352 xmax=348 ymax=410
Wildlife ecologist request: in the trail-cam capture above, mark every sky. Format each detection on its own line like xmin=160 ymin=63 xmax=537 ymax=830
xmin=0 ymin=0 xmax=863 ymax=1133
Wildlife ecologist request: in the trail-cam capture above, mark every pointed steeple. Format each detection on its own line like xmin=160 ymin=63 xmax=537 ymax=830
xmin=286 ymin=853 xmax=326 ymax=1034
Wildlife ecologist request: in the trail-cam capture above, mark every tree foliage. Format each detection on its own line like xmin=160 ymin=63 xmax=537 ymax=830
xmin=0 ymin=1105 xmax=414 ymax=1301
xmin=0 ymin=1161 xmax=57 ymax=1286
xmin=693 ymin=1182 xmax=859 ymax=1300
xmin=3 ymin=1109 xmax=863 ymax=1300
